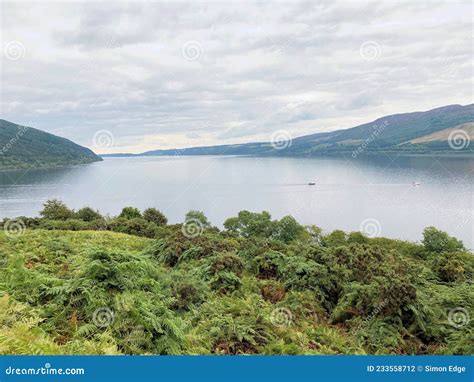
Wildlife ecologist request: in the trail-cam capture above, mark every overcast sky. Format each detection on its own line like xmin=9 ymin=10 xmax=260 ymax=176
xmin=0 ymin=1 xmax=472 ymax=154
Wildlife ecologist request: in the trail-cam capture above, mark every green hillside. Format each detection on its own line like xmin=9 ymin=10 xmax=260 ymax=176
xmin=103 ymin=104 xmax=474 ymax=158
xmin=0 ymin=119 xmax=102 ymax=170
xmin=0 ymin=201 xmax=472 ymax=355
xmin=287 ymin=104 xmax=474 ymax=156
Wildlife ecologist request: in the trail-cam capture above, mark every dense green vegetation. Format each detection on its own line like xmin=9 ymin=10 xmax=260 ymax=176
xmin=0 ymin=119 xmax=102 ymax=170
xmin=103 ymin=104 xmax=474 ymax=158
xmin=0 ymin=201 xmax=472 ymax=355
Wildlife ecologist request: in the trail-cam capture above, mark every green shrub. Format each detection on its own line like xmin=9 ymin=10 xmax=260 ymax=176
xmin=273 ymin=215 xmax=305 ymax=243
xmin=431 ymin=252 xmax=472 ymax=283
xmin=118 ymin=207 xmax=142 ymax=220
xmin=169 ymin=273 xmax=209 ymax=310
xmin=251 ymin=250 xmax=287 ymax=279
xmin=184 ymin=210 xmax=211 ymax=228
xmin=143 ymin=208 xmax=168 ymax=226
xmin=210 ymin=271 xmax=242 ymax=294
xmin=224 ymin=211 xmax=275 ymax=238
xmin=190 ymin=296 xmax=274 ymax=354
xmin=347 ymin=231 xmax=370 ymax=245
xmin=422 ymin=227 xmax=464 ymax=253
xmin=0 ymin=203 xmax=471 ymax=356
xmin=76 ymin=207 xmax=103 ymax=222
xmin=39 ymin=199 xmax=74 ymax=221
xmin=211 ymin=253 xmax=244 ymax=276
xmin=259 ymin=280 xmax=286 ymax=303
xmin=39 ymin=219 xmax=90 ymax=231
xmin=322 ymin=230 xmax=347 ymax=247
xmin=108 ymin=217 xmax=157 ymax=238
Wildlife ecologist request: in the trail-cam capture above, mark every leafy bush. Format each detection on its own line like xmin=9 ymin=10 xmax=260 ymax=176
xmin=251 ymin=250 xmax=287 ymax=279
xmin=108 ymin=218 xmax=157 ymax=238
xmin=259 ymin=280 xmax=286 ymax=303
xmin=273 ymin=215 xmax=305 ymax=243
xmin=39 ymin=219 xmax=90 ymax=231
xmin=211 ymin=253 xmax=244 ymax=276
xmin=224 ymin=211 xmax=275 ymax=238
xmin=143 ymin=208 xmax=168 ymax=226
xmin=0 ymin=203 xmax=471 ymax=356
xmin=39 ymin=199 xmax=74 ymax=221
xmin=322 ymin=230 xmax=347 ymax=247
xmin=168 ymin=273 xmax=209 ymax=310
xmin=430 ymin=252 xmax=473 ymax=283
xmin=422 ymin=227 xmax=464 ymax=253
xmin=76 ymin=207 xmax=103 ymax=222
xmin=184 ymin=210 xmax=211 ymax=228
xmin=118 ymin=207 xmax=142 ymax=220
xmin=189 ymin=296 xmax=275 ymax=354
xmin=347 ymin=231 xmax=370 ymax=245
xmin=210 ymin=271 xmax=242 ymax=294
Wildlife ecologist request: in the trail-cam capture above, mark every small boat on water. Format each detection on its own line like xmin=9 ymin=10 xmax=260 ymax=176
xmin=412 ymin=182 xmax=421 ymax=187
xmin=308 ymin=182 xmax=316 ymax=186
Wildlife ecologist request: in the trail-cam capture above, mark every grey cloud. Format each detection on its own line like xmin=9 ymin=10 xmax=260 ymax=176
xmin=0 ymin=0 xmax=472 ymax=153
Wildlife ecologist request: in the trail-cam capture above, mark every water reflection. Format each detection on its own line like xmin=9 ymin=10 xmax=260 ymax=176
xmin=0 ymin=156 xmax=472 ymax=247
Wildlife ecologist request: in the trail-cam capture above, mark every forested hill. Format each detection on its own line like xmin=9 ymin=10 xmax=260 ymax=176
xmin=103 ymin=104 xmax=474 ymax=157
xmin=0 ymin=119 xmax=102 ymax=170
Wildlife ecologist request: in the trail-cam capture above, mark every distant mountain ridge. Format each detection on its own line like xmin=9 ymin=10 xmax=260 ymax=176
xmin=102 ymin=104 xmax=474 ymax=158
xmin=0 ymin=119 xmax=102 ymax=170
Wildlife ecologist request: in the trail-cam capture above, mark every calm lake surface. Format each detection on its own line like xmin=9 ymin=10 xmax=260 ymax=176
xmin=0 ymin=155 xmax=472 ymax=247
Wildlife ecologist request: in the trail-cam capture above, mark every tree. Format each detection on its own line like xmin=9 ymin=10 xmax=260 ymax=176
xmin=118 ymin=207 xmax=142 ymax=220
xmin=347 ymin=231 xmax=369 ymax=245
xmin=306 ymin=225 xmax=323 ymax=244
xmin=223 ymin=210 xmax=275 ymax=238
xmin=273 ymin=215 xmax=305 ymax=243
xmin=143 ymin=208 xmax=168 ymax=226
xmin=39 ymin=199 xmax=74 ymax=221
xmin=322 ymin=230 xmax=347 ymax=247
xmin=184 ymin=210 xmax=211 ymax=228
xmin=422 ymin=227 xmax=464 ymax=253
xmin=76 ymin=207 xmax=103 ymax=222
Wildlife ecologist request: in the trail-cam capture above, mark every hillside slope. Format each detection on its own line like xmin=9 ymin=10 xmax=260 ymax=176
xmin=0 ymin=119 xmax=102 ymax=170
xmin=0 ymin=210 xmax=471 ymax=355
xmin=288 ymin=104 xmax=474 ymax=156
xmin=407 ymin=122 xmax=474 ymax=144
xmin=103 ymin=104 xmax=474 ymax=158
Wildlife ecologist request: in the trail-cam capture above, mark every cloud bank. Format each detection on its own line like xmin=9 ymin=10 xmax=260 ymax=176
xmin=0 ymin=1 xmax=472 ymax=153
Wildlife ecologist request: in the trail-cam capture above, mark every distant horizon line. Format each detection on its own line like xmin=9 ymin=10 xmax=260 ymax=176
xmin=96 ymin=102 xmax=473 ymax=156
